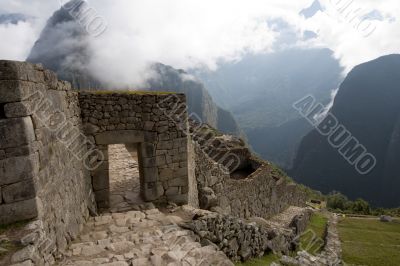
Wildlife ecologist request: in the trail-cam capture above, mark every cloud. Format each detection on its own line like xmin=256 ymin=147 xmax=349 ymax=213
xmin=0 ymin=0 xmax=399 ymax=85
xmin=0 ymin=21 xmax=39 ymax=60
xmin=301 ymin=0 xmax=400 ymax=72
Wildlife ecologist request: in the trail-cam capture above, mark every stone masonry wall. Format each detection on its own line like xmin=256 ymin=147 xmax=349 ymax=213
xmin=79 ymin=92 xmax=189 ymax=208
xmin=0 ymin=60 xmax=96 ymax=264
xmin=193 ymin=143 xmax=307 ymax=219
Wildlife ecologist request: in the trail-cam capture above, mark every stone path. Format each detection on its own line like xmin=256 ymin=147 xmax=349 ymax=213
xmin=60 ymin=207 xmax=233 ymax=266
xmin=108 ymin=144 xmax=145 ymax=213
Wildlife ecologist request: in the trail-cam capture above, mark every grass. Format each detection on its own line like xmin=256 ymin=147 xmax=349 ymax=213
xmin=235 ymin=253 xmax=280 ymax=266
xmin=296 ymin=212 xmax=328 ymax=255
xmin=338 ymin=217 xmax=400 ymax=266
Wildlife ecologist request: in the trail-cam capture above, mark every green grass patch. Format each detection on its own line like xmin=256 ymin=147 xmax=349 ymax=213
xmin=235 ymin=253 xmax=280 ymax=266
xmin=338 ymin=217 xmax=400 ymax=266
xmin=297 ymin=212 xmax=328 ymax=255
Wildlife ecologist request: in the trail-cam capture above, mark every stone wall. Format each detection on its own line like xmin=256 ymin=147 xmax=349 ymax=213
xmin=193 ymin=141 xmax=307 ymax=219
xmin=0 ymin=60 xmax=96 ymax=264
xmin=184 ymin=208 xmax=312 ymax=262
xmin=78 ymin=92 xmax=190 ymax=208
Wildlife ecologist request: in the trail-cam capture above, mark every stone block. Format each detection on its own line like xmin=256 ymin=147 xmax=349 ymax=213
xmin=95 ymin=130 xmax=144 ymax=144
xmin=167 ymin=193 xmax=188 ymax=205
xmin=140 ymin=142 xmax=155 ymax=158
xmin=142 ymin=167 xmax=158 ymax=182
xmin=94 ymin=189 xmax=109 ymax=207
xmin=142 ymin=187 xmax=159 ymax=202
xmin=157 ymin=141 xmax=173 ymax=150
xmin=144 ymin=132 xmax=157 ymax=142
xmin=0 ymin=80 xmax=37 ymax=104
xmin=92 ymin=171 xmax=109 ymax=191
xmin=0 ymin=117 xmax=36 ymax=149
xmin=5 ymin=142 xmax=39 ymax=158
xmin=159 ymin=168 xmax=173 ymax=181
xmin=142 ymin=157 xmax=156 ymax=168
xmin=144 ymin=121 xmax=154 ymax=131
xmin=2 ymin=179 xmax=36 ymax=203
xmin=168 ymin=177 xmax=188 ymax=187
xmin=0 ymin=153 xmax=39 ymax=185
xmin=165 ymin=187 xmax=179 ymax=196
xmin=4 ymin=101 xmax=33 ymax=118
xmin=0 ymin=197 xmax=38 ymax=225
xmin=0 ymin=61 xmax=44 ymax=82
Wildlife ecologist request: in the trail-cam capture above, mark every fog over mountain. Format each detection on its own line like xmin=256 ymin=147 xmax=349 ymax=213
xmin=27 ymin=0 xmax=241 ymax=135
xmin=291 ymin=54 xmax=400 ymax=207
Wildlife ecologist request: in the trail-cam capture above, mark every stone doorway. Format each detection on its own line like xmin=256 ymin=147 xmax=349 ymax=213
xmin=108 ymin=144 xmax=145 ymax=212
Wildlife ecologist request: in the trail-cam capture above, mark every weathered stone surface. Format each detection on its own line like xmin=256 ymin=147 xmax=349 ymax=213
xmin=0 ymin=117 xmax=35 ymax=149
xmin=2 ymin=179 xmax=36 ymax=203
xmin=4 ymin=101 xmax=33 ymax=118
xmin=94 ymin=130 xmax=145 ymax=144
xmin=0 ymin=198 xmax=38 ymax=224
xmin=0 ymin=153 xmax=38 ymax=185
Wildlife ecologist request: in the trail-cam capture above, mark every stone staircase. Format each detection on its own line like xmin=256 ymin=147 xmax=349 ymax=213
xmin=59 ymin=207 xmax=233 ymax=266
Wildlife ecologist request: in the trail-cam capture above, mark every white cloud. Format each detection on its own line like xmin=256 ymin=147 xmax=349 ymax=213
xmin=301 ymin=0 xmax=400 ymax=72
xmin=0 ymin=21 xmax=39 ymax=60
xmin=0 ymin=0 xmax=399 ymax=84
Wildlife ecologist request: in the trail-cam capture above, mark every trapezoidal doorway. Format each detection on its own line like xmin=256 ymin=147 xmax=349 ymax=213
xmin=108 ymin=144 xmax=145 ymax=212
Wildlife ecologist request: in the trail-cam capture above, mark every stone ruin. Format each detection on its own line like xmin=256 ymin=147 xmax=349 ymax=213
xmin=0 ymin=60 xmax=310 ymax=265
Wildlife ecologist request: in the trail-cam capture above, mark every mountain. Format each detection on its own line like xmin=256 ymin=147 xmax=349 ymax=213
xmin=193 ymin=49 xmax=343 ymax=168
xmin=27 ymin=0 xmax=240 ymax=135
xmin=291 ymin=54 xmax=400 ymax=207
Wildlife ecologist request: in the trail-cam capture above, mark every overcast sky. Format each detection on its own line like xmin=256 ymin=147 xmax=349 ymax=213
xmin=0 ymin=0 xmax=399 ymax=84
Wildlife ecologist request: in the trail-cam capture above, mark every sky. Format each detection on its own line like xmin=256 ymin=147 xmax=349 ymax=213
xmin=0 ymin=0 xmax=399 ymax=85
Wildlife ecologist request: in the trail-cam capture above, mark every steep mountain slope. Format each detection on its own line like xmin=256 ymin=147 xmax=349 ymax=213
xmin=194 ymin=49 xmax=343 ymax=168
xmin=291 ymin=54 xmax=400 ymax=207
xmin=27 ymin=0 xmax=240 ymax=135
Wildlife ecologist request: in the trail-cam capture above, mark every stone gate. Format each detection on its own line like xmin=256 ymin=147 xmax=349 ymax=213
xmin=79 ymin=92 xmax=190 ymax=209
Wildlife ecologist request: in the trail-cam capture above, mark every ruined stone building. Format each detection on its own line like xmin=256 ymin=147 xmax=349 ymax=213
xmin=0 ymin=61 xmax=309 ymax=265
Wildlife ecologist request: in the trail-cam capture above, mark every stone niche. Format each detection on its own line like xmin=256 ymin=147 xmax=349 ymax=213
xmin=79 ymin=92 xmax=190 ymax=209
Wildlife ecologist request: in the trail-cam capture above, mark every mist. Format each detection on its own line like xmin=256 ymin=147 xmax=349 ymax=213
xmin=0 ymin=0 xmax=399 ymax=87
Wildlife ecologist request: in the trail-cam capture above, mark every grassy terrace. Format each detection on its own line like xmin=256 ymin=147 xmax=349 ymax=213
xmin=338 ymin=217 xmax=400 ymax=266
xmin=296 ymin=212 xmax=328 ymax=255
